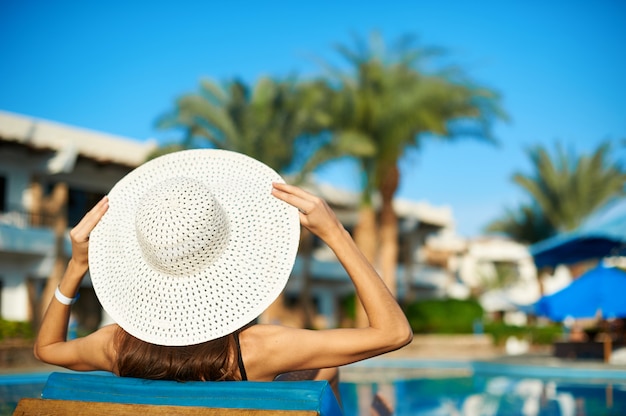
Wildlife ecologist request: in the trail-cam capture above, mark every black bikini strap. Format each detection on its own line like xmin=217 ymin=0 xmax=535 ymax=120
xmin=234 ymin=331 xmax=248 ymax=381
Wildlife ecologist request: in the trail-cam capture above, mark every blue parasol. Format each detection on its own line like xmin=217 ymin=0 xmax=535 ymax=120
xmin=534 ymin=265 xmax=626 ymax=321
xmin=530 ymin=197 xmax=626 ymax=269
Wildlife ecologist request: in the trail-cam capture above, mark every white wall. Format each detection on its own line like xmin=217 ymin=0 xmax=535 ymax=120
xmin=0 ymin=146 xmax=41 ymax=210
xmin=459 ymin=237 xmax=537 ymax=288
xmin=0 ymin=273 xmax=30 ymax=321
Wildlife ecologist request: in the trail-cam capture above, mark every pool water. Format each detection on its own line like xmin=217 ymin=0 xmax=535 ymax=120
xmin=0 ymin=373 xmax=47 ymax=416
xmin=339 ymin=375 xmax=626 ymax=415
xmin=1 ymin=371 xmax=625 ymax=415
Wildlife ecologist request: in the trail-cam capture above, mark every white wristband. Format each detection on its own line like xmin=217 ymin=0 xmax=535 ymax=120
xmin=55 ymin=286 xmax=79 ymax=305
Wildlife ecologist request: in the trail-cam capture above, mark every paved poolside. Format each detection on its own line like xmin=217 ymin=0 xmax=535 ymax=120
xmin=4 ymin=335 xmax=626 ymax=379
xmin=339 ymin=335 xmax=626 ymax=383
xmin=341 ymin=351 xmax=626 ymax=384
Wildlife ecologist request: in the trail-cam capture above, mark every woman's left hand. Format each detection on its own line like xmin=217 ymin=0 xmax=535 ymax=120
xmin=69 ymin=196 xmax=109 ymax=267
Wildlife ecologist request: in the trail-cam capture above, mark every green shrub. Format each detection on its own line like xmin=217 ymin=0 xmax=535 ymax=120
xmin=401 ymin=298 xmax=563 ymax=345
xmin=484 ymin=321 xmax=562 ymax=345
xmin=531 ymin=324 xmax=564 ymax=344
xmin=341 ymin=294 xmax=356 ymax=321
xmin=403 ymin=298 xmax=483 ymax=334
xmin=0 ymin=319 xmax=34 ymax=340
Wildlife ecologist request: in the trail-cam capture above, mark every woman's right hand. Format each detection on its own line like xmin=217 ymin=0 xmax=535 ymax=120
xmin=271 ymin=182 xmax=345 ymax=244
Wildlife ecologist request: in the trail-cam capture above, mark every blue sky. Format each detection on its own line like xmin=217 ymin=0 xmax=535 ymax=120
xmin=1 ymin=1 xmax=625 ymax=237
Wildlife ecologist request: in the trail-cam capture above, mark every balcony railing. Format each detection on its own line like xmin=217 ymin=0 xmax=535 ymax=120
xmin=0 ymin=206 xmax=56 ymax=228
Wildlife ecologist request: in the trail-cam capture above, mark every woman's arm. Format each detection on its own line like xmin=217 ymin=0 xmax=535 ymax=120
xmin=34 ymin=196 xmax=116 ymax=372
xmin=251 ymin=183 xmax=412 ymax=377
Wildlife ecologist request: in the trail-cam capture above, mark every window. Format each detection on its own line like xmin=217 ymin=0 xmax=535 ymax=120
xmin=67 ymin=188 xmax=105 ymax=227
xmin=45 ymin=182 xmax=104 ymax=227
xmin=0 ymin=176 xmax=6 ymax=213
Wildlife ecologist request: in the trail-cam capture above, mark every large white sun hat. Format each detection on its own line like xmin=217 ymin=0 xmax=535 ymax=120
xmin=88 ymin=149 xmax=300 ymax=346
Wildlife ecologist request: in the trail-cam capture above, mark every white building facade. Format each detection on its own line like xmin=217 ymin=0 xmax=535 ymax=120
xmin=0 ymin=110 xmax=155 ymax=322
xmin=1 ymin=110 xmax=542 ymax=330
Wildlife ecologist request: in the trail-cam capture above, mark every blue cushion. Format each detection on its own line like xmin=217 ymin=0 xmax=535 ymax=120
xmin=42 ymin=372 xmax=342 ymax=415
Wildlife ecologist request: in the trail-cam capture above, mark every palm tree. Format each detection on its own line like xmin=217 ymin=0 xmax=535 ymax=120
xmin=156 ymin=76 xmax=329 ymax=173
xmin=488 ymin=140 xmax=626 ymax=243
xmin=311 ymin=33 xmax=506 ymax=305
xmin=486 ymin=203 xmax=555 ymax=244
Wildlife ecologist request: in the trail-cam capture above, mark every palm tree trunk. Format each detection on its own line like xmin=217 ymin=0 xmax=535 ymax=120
xmin=28 ymin=179 xmax=44 ymax=330
xmin=39 ymin=183 xmax=69 ymax=324
xmin=297 ymin=228 xmax=317 ymax=328
xmin=379 ymin=165 xmax=399 ymax=298
xmin=353 ymin=206 xmax=378 ymax=264
xmin=352 ymin=205 xmax=378 ymax=328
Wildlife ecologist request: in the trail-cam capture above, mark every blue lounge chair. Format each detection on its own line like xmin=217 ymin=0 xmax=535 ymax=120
xmin=14 ymin=372 xmax=343 ymax=415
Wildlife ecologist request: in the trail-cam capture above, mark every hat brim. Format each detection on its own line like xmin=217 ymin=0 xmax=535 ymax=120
xmin=89 ymin=149 xmax=300 ymax=346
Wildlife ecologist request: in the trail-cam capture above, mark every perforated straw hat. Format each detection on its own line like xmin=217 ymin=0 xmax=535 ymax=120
xmin=88 ymin=149 xmax=300 ymax=346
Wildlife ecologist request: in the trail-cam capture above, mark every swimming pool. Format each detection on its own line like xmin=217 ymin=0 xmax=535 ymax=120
xmin=340 ymin=359 xmax=626 ymax=415
xmin=339 ymin=373 xmax=626 ymax=415
xmin=2 ymin=360 xmax=626 ymax=415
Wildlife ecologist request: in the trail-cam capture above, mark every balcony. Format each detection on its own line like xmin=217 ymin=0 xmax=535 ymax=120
xmin=0 ymin=208 xmax=55 ymax=256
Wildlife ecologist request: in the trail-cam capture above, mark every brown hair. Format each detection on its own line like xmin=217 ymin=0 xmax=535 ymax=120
xmin=114 ymin=327 xmax=241 ymax=382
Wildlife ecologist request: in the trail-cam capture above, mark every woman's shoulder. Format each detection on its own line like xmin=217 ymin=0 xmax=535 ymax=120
xmin=240 ymin=323 xmax=304 ymax=343
xmin=90 ymin=324 xmax=121 ymax=369
xmin=239 ymin=323 xmax=285 ymax=345
xmin=94 ymin=323 xmax=121 ymax=341
xmin=238 ymin=324 xmax=300 ymax=380
xmin=238 ymin=324 xmax=321 ymax=362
